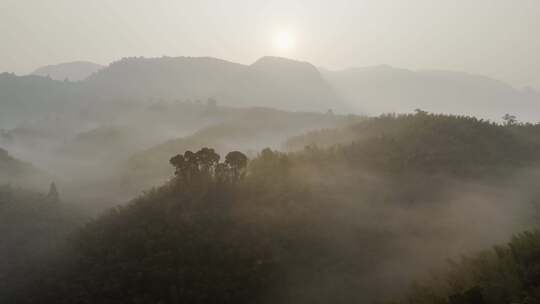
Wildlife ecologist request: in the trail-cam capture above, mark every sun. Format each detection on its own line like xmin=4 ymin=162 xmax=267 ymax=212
xmin=274 ymin=31 xmax=295 ymax=51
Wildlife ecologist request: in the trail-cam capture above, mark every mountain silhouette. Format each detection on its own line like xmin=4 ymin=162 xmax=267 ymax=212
xmin=84 ymin=56 xmax=347 ymax=112
xmin=2 ymin=56 xmax=540 ymax=130
xmin=32 ymin=61 xmax=103 ymax=82
xmin=323 ymin=65 xmax=540 ymax=121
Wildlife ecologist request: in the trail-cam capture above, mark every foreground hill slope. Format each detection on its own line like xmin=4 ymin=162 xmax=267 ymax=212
xmin=394 ymin=229 xmax=540 ymax=304
xmin=17 ymin=113 xmax=540 ymax=304
xmin=0 ymin=186 xmax=87 ymax=303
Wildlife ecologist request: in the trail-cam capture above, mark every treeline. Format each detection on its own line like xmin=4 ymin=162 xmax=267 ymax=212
xmin=287 ymin=111 xmax=540 ymax=176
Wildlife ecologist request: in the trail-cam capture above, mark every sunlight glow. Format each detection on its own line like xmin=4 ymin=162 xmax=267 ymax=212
xmin=274 ymin=31 xmax=295 ymax=51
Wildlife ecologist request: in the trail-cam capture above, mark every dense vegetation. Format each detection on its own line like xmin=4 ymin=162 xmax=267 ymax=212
xmin=394 ymin=230 xmax=540 ymax=304
xmin=7 ymin=112 xmax=540 ymax=303
xmin=124 ymin=106 xmax=356 ymax=190
xmin=287 ymin=111 xmax=540 ymax=176
xmin=0 ymin=185 xmax=86 ymax=303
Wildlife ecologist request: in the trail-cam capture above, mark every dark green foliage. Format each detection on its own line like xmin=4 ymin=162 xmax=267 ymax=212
xmin=20 ymin=148 xmax=378 ymax=304
xmin=225 ymin=151 xmax=248 ymax=181
xmin=169 ymin=148 xmax=247 ymax=185
xmin=123 ymin=105 xmax=357 ymax=193
xmin=448 ymin=286 xmax=484 ymax=304
xmin=395 ymin=230 xmax=540 ymax=304
xmin=15 ymin=112 xmax=540 ymax=304
xmin=25 ymin=150 xmax=287 ymax=304
xmin=288 ymin=112 xmax=540 ymax=176
xmin=0 ymin=185 xmax=86 ymax=303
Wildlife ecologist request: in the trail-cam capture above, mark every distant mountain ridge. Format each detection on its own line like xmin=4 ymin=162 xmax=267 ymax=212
xmin=2 ymin=56 xmax=540 ymax=131
xmin=32 ymin=61 xmax=103 ymax=81
xmin=84 ymin=56 xmax=347 ymax=112
xmin=0 ymin=73 xmax=80 ymax=128
xmin=322 ymin=65 xmax=540 ymax=122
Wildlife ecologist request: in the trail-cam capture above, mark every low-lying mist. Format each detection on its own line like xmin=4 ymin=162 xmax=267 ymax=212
xmin=3 ymin=105 xmax=540 ymax=303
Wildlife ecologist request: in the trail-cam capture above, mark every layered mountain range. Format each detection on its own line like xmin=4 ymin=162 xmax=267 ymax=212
xmin=2 ymin=55 xmax=537 ymax=131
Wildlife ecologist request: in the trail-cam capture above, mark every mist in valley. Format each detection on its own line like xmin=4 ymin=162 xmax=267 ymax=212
xmin=2 ymin=1 xmax=540 ymax=303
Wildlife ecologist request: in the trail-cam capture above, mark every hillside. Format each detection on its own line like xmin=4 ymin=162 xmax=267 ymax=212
xmin=394 ymin=229 xmax=540 ymax=304
xmin=323 ymin=65 xmax=540 ymax=121
xmin=0 ymin=148 xmax=50 ymax=189
xmin=17 ymin=113 xmax=540 ymax=304
xmin=83 ymin=56 xmax=347 ymax=112
xmin=288 ymin=111 xmax=540 ymax=176
xmin=4 ymin=57 xmax=540 ymax=132
xmin=0 ymin=56 xmax=347 ymax=133
xmin=0 ymin=73 xmax=79 ymax=128
xmin=32 ymin=61 xmax=104 ymax=82
xmin=0 ymin=186 xmax=87 ymax=303
xmin=124 ymin=106 xmax=356 ymax=190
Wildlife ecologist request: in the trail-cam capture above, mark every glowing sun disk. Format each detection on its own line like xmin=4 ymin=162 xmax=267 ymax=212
xmin=274 ymin=31 xmax=295 ymax=51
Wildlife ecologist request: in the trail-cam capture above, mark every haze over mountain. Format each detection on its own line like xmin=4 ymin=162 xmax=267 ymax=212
xmin=2 ymin=55 xmax=538 ymax=136
xmin=32 ymin=61 xmax=103 ymax=82
xmin=322 ymin=65 xmax=540 ymax=122
xmin=0 ymin=148 xmax=50 ymax=190
xmin=0 ymin=73 xmax=80 ymax=129
xmin=84 ymin=56 xmax=347 ymax=113
xmin=1 ymin=56 xmax=350 ymax=131
xmin=5 ymin=1 xmax=540 ymax=303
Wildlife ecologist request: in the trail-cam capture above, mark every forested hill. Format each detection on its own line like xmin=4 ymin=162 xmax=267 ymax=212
xmin=15 ymin=113 xmax=540 ymax=304
xmin=287 ymin=111 xmax=540 ymax=176
xmin=123 ymin=106 xmax=355 ymax=190
xmin=0 ymin=148 xmax=50 ymax=189
xmin=393 ymin=229 xmax=540 ymax=304
xmin=0 ymin=185 xmax=87 ymax=303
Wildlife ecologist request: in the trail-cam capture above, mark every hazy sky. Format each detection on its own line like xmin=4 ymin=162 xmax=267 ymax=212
xmin=1 ymin=0 xmax=539 ymax=87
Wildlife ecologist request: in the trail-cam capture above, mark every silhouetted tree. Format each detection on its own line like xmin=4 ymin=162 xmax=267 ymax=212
xmin=225 ymin=151 xmax=248 ymax=182
xmin=215 ymin=163 xmax=231 ymax=183
xmin=47 ymin=182 xmax=59 ymax=203
xmin=195 ymin=147 xmax=220 ymax=175
xmin=414 ymin=108 xmax=428 ymax=115
xmin=170 ymin=154 xmax=186 ymax=176
xmin=183 ymin=150 xmax=199 ymax=180
xmin=503 ymin=113 xmax=517 ymax=126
